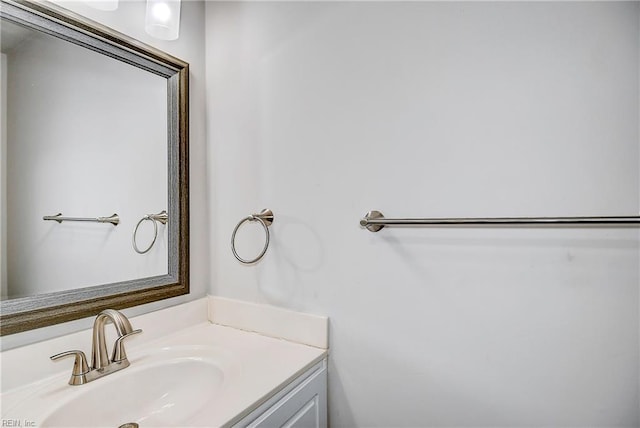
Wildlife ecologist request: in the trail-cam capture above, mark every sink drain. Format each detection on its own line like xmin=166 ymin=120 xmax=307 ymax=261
xmin=118 ymin=424 xmax=139 ymax=428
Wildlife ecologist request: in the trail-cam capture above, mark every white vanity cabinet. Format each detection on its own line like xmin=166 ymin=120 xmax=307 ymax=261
xmin=233 ymin=359 xmax=328 ymax=428
xmin=1 ymin=300 xmax=329 ymax=428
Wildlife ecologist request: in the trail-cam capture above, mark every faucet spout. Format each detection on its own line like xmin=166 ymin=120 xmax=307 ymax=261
xmin=91 ymin=309 xmax=135 ymax=370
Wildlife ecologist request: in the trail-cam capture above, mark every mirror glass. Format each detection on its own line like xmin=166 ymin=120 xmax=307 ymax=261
xmin=1 ymin=20 xmax=169 ymax=300
xmin=0 ymin=0 xmax=189 ymax=335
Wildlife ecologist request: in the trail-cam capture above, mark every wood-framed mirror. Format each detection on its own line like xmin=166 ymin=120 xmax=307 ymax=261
xmin=0 ymin=0 xmax=189 ymax=335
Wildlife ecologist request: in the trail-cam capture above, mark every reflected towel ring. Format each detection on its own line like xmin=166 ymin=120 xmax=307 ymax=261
xmin=231 ymin=209 xmax=274 ymax=264
xmin=133 ymin=210 xmax=169 ymax=254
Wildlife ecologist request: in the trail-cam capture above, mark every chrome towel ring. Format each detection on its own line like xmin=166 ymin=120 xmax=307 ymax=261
xmin=133 ymin=210 xmax=169 ymax=254
xmin=231 ymin=209 xmax=274 ymax=264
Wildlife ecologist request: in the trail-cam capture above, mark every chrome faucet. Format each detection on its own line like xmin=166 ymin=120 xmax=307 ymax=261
xmin=51 ymin=309 xmax=142 ymax=385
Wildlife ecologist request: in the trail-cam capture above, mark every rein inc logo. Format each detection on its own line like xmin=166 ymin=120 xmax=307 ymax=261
xmin=1 ymin=420 xmax=36 ymax=427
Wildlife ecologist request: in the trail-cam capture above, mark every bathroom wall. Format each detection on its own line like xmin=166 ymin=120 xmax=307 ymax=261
xmin=206 ymin=2 xmax=640 ymax=426
xmin=0 ymin=0 xmax=207 ymax=349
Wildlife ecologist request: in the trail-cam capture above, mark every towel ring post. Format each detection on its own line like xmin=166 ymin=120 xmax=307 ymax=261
xmin=231 ymin=209 xmax=274 ymax=264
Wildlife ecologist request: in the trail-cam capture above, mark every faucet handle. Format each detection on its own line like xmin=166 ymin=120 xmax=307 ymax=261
xmin=111 ymin=329 xmax=142 ymax=362
xmin=51 ymin=350 xmax=89 ymax=385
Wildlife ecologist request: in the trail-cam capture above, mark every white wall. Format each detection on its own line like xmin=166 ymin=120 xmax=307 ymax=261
xmin=206 ymin=2 xmax=640 ymax=426
xmin=6 ymin=30 xmax=167 ymax=298
xmin=1 ymin=0 xmax=207 ymax=350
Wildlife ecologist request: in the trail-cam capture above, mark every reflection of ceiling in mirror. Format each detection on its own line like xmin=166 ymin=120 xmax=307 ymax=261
xmin=1 ymin=20 xmax=37 ymax=54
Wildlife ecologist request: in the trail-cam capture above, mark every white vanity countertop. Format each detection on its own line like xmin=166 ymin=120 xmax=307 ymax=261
xmin=137 ymin=322 xmax=328 ymax=426
xmin=0 ymin=297 xmax=329 ymax=427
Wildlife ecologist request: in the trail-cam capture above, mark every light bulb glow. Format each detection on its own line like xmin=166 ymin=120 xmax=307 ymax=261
xmin=145 ymin=0 xmax=181 ymax=40
xmin=151 ymin=2 xmax=171 ymax=23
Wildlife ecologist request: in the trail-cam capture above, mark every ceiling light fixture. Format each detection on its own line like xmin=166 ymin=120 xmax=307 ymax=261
xmin=145 ymin=0 xmax=181 ymax=41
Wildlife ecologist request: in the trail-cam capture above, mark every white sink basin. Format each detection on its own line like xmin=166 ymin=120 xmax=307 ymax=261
xmin=42 ymin=348 xmax=226 ymax=427
xmin=5 ymin=344 xmax=239 ymax=428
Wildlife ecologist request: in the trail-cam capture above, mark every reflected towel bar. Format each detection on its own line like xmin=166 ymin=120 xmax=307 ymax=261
xmin=360 ymin=210 xmax=640 ymax=232
xmin=43 ymin=213 xmax=120 ymax=226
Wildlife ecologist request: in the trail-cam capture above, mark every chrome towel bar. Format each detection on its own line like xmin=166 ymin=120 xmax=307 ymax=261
xmin=43 ymin=213 xmax=120 ymax=226
xmin=360 ymin=210 xmax=640 ymax=232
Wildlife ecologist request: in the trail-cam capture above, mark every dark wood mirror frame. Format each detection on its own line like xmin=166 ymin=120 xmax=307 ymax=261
xmin=0 ymin=0 xmax=189 ymax=335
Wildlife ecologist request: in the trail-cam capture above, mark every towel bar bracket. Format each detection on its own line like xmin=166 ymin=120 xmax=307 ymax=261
xmin=361 ymin=210 xmax=385 ymax=232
